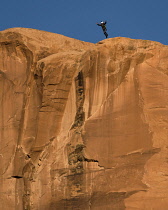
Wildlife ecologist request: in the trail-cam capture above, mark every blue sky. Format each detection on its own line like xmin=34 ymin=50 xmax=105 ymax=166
xmin=1 ymin=0 xmax=168 ymax=44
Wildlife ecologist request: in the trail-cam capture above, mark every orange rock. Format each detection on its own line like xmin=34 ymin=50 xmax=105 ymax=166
xmin=0 ymin=28 xmax=168 ymax=209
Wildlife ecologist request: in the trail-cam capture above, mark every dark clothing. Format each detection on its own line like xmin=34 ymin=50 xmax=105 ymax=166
xmin=97 ymin=21 xmax=108 ymax=38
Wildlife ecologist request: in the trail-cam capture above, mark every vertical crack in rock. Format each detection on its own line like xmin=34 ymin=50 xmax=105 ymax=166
xmin=68 ymin=70 xmax=85 ymax=172
xmin=66 ymin=71 xmax=87 ymax=199
xmin=22 ymin=162 xmax=35 ymax=210
xmin=34 ymin=61 xmax=45 ymax=98
xmin=65 ymin=71 xmax=101 ymax=206
xmin=71 ymin=71 xmax=85 ymax=130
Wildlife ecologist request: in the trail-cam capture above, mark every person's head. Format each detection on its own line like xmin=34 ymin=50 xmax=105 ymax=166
xmin=101 ymin=21 xmax=104 ymax=24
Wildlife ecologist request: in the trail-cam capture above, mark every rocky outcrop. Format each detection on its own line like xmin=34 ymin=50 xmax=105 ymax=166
xmin=0 ymin=28 xmax=168 ymax=210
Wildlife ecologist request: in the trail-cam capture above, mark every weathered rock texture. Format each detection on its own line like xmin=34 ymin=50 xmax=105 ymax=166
xmin=0 ymin=28 xmax=168 ymax=210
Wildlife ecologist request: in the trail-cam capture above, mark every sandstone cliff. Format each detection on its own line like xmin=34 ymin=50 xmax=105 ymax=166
xmin=0 ymin=28 xmax=168 ymax=210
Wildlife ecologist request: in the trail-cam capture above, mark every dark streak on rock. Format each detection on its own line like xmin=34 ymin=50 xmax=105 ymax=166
xmin=12 ymin=176 xmax=23 ymax=179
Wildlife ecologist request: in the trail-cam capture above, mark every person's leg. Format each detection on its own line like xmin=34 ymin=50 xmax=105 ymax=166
xmin=104 ymin=32 xmax=108 ymax=38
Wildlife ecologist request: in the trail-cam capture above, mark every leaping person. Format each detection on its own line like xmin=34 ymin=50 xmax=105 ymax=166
xmin=96 ymin=21 xmax=108 ymax=38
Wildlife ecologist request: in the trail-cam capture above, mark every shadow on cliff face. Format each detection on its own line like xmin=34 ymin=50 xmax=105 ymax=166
xmin=48 ymin=191 xmax=139 ymax=210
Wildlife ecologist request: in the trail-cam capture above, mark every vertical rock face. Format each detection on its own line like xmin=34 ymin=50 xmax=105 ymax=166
xmin=0 ymin=28 xmax=168 ymax=210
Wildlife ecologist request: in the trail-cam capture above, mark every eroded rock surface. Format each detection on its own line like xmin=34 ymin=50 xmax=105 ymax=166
xmin=0 ymin=28 xmax=168 ymax=210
